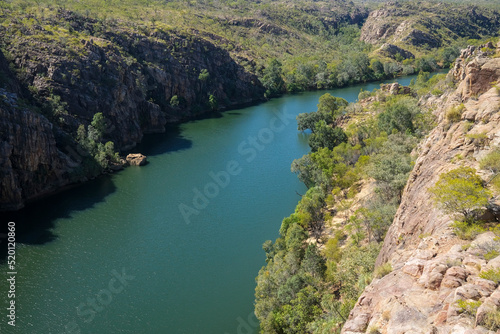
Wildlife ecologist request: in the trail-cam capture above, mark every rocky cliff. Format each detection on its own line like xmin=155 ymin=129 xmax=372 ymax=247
xmin=342 ymin=43 xmax=500 ymax=333
xmin=360 ymin=2 xmax=500 ymax=50
xmin=0 ymin=9 xmax=265 ymax=211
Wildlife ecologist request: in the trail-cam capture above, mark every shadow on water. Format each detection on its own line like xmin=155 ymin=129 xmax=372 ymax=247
xmin=0 ymin=175 xmax=117 ymax=263
xmin=131 ymin=124 xmax=193 ymax=157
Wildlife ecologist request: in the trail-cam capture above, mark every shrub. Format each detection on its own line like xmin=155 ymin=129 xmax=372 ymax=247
xmin=446 ymin=104 xmax=464 ymax=123
xmin=451 ymin=220 xmax=485 ymax=240
xmin=466 ymin=132 xmax=489 ymax=147
xmin=484 ymin=250 xmax=499 ymax=261
xmin=431 ymin=88 xmax=443 ymax=96
xmin=429 ymin=167 xmax=491 ymax=223
xmin=374 ymin=262 xmax=392 ymax=279
xmin=482 ymin=309 xmax=500 ymax=331
xmin=479 ymin=148 xmax=500 ymax=174
xmin=170 ymin=95 xmax=179 ymax=107
xmin=457 ymin=299 xmax=482 ymax=316
xmin=479 ymin=268 xmax=500 ymax=285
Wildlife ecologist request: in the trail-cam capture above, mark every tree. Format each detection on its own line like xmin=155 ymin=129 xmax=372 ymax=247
xmin=91 ymin=112 xmax=106 ymax=135
xmin=317 ymin=93 xmax=348 ymax=122
xmin=208 ymin=94 xmax=217 ymax=110
xmin=198 ymin=68 xmax=209 ymax=81
xmin=308 ymin=120 xmax=347 ymax=152
xmin=262 ymin=58 xmax=285 ymax=98
xmin=296 ymin=111 xmax=322 ymax=132
xmin=429 ymin=167 xmax=491 ymax=222
xmin=378 ymin=97 xmax=420 ymax=134
xmin=383 ymin=61 xmax=400 ymax=78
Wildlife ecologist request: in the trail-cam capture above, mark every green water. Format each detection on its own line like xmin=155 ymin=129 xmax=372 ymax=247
xmin=1 ymin=76 xmax=419 ymax=334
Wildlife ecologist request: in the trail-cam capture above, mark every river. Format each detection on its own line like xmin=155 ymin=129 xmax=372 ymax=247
xmin=1 ymin=75 xmax=423 ymax=334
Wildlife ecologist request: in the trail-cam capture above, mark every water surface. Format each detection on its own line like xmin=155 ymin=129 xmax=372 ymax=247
xmin=1 ymin=75 xmax=421 ymax=334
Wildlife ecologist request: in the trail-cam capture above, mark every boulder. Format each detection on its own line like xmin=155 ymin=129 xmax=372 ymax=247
xmin=126 ymin=153 xmax=148 ymax=166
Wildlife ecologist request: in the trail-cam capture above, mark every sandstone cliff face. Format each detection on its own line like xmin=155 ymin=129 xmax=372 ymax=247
xmin=343 ymin=44 xmax=500 ymax=333
xmin=0 ymin=10 xmax=265 ymax=210
xmin=0 ymin=50 xmax=83 ymax=210
xmin=2 ymin=10 xmax=264 ymax=150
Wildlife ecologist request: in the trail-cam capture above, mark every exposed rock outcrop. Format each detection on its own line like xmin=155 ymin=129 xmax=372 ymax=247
xmin=360 ymin=2 xmax=500 ymax=48
xmin=0 ymin=10 xmax=265 ymax=210
xmin=379 ymin=43 xmax=415 ymax=60
xmin=343 ymin=47 xmax=500 ymax=333
xmin=126 ymin=153 xmax=147 ymax=166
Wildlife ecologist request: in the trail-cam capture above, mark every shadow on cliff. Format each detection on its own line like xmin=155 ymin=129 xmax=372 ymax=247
xmin=0 ymin=176 xmax=116 ymax=263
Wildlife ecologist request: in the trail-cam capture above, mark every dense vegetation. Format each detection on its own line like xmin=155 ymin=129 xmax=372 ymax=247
xmin=2 ymin=0 xmax=497 ymax=101
xmin=255 ymin=74 xmax=441 ymax=333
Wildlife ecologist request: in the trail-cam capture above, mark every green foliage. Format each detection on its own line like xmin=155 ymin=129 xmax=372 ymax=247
xmin=368 ymin=133 xmax=417 ymax=200
xmin=378 ymin=96 xmax=420 ymax=134
xmin=466 ymin=132 xmax=489 ymax=147
xmin=208 ymin=94 xmax=217 ymax=110
xmin=446 ymin=104 xmax=465 ymax=123
xmin=451 ymin=220 xmax=485 ymax=240
xmin=480 ymin=148 xmax=500 ymax=174
xmin=309 ymin=121 xmax=348 ymax=152
xmin=198 ymin=69 xmax=209 ymax=82
xmin=484 ymin=250 xmax=499 ymax=261
xmin=479 ymin=268 xmax=500 ymax=285
xmin=429 ymin=167 xmax=491 ymax=222
xmin=374 ymin=262 xmax=392 ymax=279
xmin=456 ymin=299 xmax=482 ymax=316
xmin=262 ymin=58 xmax=285 ymax=98
xmin=170 ymin=95 xmax=180 ymax=108
xmin=328 ymin=244 xmax=380 ymax=300
xmin=76 ymin=113 xmax=119 ymax=170
xmin=91 ymin=112 xmax=106 ymax=136
xmin=296 ymin=94 xmax=347 ymax=132
xmin=481 ymin=309 xmax=500 ymax=331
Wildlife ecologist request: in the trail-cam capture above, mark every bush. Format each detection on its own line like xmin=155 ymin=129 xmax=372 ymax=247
xmin=429 ymin=167 xmax=491 ymax=223
xmin=482 ymin=310 xmax=500 ymax=331
xmin=451 ymin=220 xmax=485 ymax=240
xmin=457 ymin=299 xmax=482 ymax=316
xmin=479 ymin=148 xmax=500 ymax=174
xmin=484 ymin=250 xmax=499 ymax=261
xmin=170 ymin=95 xmax=180 ymax=107
xmin=479 ymin=268 xmax=500 ymax=285
xmin=445 ymin=104 xmax=464 ymax=123
xmin=374 ymin=262 xmax=392 ymax=279
xmin=466 ymin=132 xmax=489 ymax=147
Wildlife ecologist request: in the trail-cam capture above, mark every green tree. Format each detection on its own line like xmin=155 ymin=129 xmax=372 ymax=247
xmin=208 ymin=94 xmax=217 ymax=110
xmin=198 ymin=68 xmax=209 ymax=81
xmin=317 ymin=93 xmax=348 ymax=121
xmin=429 ymin=167 xmax=491 ymax=222
xmin=309 ymin=120 xmax=347 ymax=152
xmin=91 ymin=112 xmax=106 ymax=135
xmin=262 ymin=58 xmax=285 ymax=98
xmin=378 ymin=97 xmax=420 ymax=134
